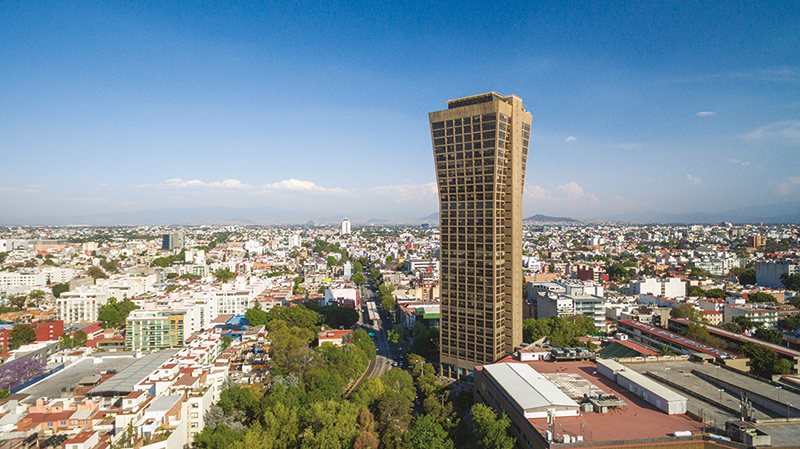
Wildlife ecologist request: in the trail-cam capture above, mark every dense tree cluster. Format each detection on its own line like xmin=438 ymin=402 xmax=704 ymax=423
xmin=781 ymin=273 xmax=800 ymax=291
xmin=152 ymin=249 xmax=187 ymax=268
xmin=680 ymin=323 xmax=728 ymax=350
xmin=747 ymin=292 xmax=777 ymax=303
xmin=522 ymin=315 xmax=598 ymax=348
xmin=98 ymin=297 xmax=139 ymax=328
xmin=739 ymin=343 xmax=792 ymax=377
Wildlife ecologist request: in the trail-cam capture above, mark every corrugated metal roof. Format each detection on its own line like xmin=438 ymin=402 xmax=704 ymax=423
xmin=484 ymin=363 xmax=579 ymax=412
xmin=87 ymin=349 xmax=179 ymax=396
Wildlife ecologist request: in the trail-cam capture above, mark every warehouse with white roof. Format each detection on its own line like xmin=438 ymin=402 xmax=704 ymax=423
xmin=597 ymin=359 xmax=687 ymax=414
xmin=479 ymin=363 xmax=580 ymax=418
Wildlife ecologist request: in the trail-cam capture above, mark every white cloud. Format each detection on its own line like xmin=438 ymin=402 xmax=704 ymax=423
xmin=366 ymin=182 xmax=437 ymax=202
xmin=262 ymin=179 xmax=349 ymax=194
xmin=777 ymin=177 xmax=800 ymax=196
xmin=164 ymin=178 xmax=252 ymax=189
xmin=696 ymin=111 xmax=715 ymax=117
xmin=687 ymin=174 xmax=702 ymax=185
xmin=566 ymin=136 xmax=577 ymax=141
xmin=64 ymin=197 xmax=109 ymax=203
xmin=524 ymin=181 xmax=600 ymax=206
xmin=741 ymin=120 xmax=800 ymax=144
xmin=729 ymin=159 xmax=751 ymax=166
xmin=0 ymin=186 xmax=40 ymax=194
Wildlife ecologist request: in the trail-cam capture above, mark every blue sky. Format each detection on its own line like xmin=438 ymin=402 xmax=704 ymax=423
xmin=1 ymin=0 xmax=798 ymax=221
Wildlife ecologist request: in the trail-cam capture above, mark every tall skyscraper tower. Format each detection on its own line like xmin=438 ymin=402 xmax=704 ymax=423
xmin=341 ymin=217 xmax=352 ymax=234
xmin=429 ymin=92 xmax=531 ymax=379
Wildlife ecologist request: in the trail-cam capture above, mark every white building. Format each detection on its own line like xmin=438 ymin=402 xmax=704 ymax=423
xmin=57 ymin=290 xmax=112 ymax=323
xmin=341 ymin=217 xmax=351 ymax=234
xmin=630 ymin=277 xmax=686 ymax=299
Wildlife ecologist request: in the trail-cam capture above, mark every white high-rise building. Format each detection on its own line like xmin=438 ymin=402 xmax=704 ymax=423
xmin=341 ymin=217 xmax=351 ymax=234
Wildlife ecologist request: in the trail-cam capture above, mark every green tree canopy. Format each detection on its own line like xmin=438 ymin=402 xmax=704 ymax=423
xmin=748 ymin=292 xmax=777 ymax=303
xmin=214 ymin=268 xmax=236 ymax=283
xmin=52 ymin=283 xmax=69 ymax=298
xmin=781 ymin=273 xmax=800 ymax=291
xmin=738 ymin=269 xmax=756 ymax=285
xmin=471 ymin=403 xmax=515 ymax=449
xmin=9 ymin=324 xmax=36 ymax=350
xmin=86 ymin=266 xmax=108 ymax=279
xmin=670 ymin=304 xmax=704 ymax=322
xmin=351 ymin=272 xmax=367 ymax=286
xmin=754 ymin=328 xmax=783 ymax=345
xmin=73 ymin=330 xmax=88 ymax=347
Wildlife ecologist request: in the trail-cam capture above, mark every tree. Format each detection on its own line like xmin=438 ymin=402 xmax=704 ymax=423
xmin=214 ymin=268 xmax=236 ymax=283
xmin=781 ymin=273 xmax=800 ymax=291
xmin=754 ymin=328 xmax=782 ymax=345
xmin=222 ymin=335 xmax=233 ymax=350
xmin=748 ymin=292 xmax=777 ymax=303
xmin=60 ymin=334 xmax=73 ymax=348
xmin=704 ymin=288 xmax=728 ymax=299
xmin=352 ymin=272 xmax=367 ymax=286
xmin=0 ymin=358 xmax=45 ymax=391
xmin=471 ymin=403 xmax=515 ymax=449
xmin=670 ymin=304 xmax=703 ymax=322
xmin=388 ymin=324 xmax=404 ymax=344
xmin=738 ymin=269 xmax=756 ymax=285
xmin=28 ymin=290 xmax=45 ymax=300
xmin=353 ymin=261 xmax=363 ymax=273
xmin=407 ymin=414 xmax=454 ymax=449
xmin=688 ymin=286 xmax=706 ymax=297
xmin=52 ymin=283 xmax=69 ymax=298
xmin=326 ymin=256 xmax=338 ymax=267
xmin=739 ymin=343 xmax=783 ymax=377
xmin=733 ymin=316 xmax=760 ymax=331
xmin=98 ymin=305 xmax=122 ymax=329
xmin=270 ymin=325 xmax=315 ymax=376
xmin=86 ymin=266 xmax=108 ymax=279
xmin=73 ymin=330 xmax=88 ymax=347
xmin=9 ymin=324 xmax=36 ymax=350
xmin=245 ymin=307 xmax=269 ymax=327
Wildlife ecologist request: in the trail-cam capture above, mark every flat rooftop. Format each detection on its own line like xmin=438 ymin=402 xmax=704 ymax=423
xmin=88 ymin=349 xmax=179 ymax=396
xmin=520 ymin=360 xmax=704 ymax=442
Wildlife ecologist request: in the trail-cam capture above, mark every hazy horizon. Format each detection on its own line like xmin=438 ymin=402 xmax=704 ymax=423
xmin=2 ymin=1 xmax=798 ymax=222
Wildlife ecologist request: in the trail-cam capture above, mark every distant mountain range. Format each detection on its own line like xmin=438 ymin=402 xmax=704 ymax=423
xmin=601 ymin=201 xmax=800 ymax=224
xmin=523 ymin=214 xmax=579 ymax=223
xmin=1 ymin=201 xmax=797 ymax=226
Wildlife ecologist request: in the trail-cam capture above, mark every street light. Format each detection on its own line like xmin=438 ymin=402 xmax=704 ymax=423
xmin=714 ymin=365 xmax=720 ymax=380
xmin=665 ymin=367 xmax=671 ymax=383
xmin=786 ymin=402 xmax=792 ymax=422
xmin=776 ymin=386 xmax=782 ymax=403
xmin=718 ymin=388 xmax=724 ymax=404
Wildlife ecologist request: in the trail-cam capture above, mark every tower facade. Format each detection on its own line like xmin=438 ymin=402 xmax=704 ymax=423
xmin=429 ymin=93 xmax=531 ymax=379
xmin=341 ymin=217 xmax=352 ymax=234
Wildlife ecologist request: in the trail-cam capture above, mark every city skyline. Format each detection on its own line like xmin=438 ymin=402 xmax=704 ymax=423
xmin=1 ymin=1 xmax=798 ymax=223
